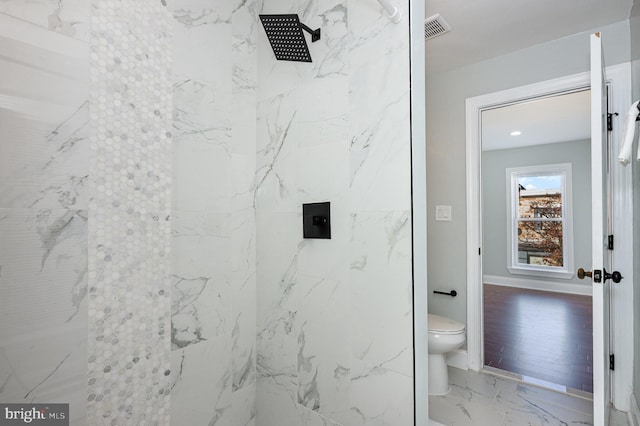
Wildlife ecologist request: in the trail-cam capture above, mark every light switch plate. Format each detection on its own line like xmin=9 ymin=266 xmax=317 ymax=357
xmin=435 ymin=205 xmax=452 ymax=221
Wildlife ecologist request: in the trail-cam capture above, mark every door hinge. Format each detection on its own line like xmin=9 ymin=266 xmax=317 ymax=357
xmin=608 ymin=235 xmax=614 ymax=250
xmin=479 ymin=247 xmax=481 ymax=255
xmin=610 ymin=354 xmax=615 ymax=371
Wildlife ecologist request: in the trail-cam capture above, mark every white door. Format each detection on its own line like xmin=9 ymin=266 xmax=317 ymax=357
xmin=589 ymin=32 xmax=611 ymax=426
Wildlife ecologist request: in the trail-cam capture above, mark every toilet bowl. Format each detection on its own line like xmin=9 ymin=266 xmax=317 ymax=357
xmin=428 ymin=313 xmax=465 ymax=395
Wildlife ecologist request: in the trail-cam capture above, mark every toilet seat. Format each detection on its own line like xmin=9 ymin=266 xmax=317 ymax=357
xmin=428 ymin=313 xmax=465 ymax=335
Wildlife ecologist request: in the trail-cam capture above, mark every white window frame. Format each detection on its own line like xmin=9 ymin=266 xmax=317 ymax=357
xmin=506 ymin=163 xmax=574 ymax=279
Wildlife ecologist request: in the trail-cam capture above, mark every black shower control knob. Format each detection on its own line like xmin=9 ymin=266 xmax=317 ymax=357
xmin=312 ymin=216 xmax=327 ymax=226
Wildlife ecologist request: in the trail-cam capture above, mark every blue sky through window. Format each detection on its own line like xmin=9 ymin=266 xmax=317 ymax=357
xmin=518 ymin=174 xmax=562 ymax=191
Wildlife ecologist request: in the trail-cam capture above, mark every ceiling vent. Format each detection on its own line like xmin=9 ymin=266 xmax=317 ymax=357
xmin=424 ymin=14 xmax=451 ymax=40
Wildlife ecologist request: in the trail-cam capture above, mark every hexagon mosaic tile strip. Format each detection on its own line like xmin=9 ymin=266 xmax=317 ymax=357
xmin=88 ymin=0 xmax=173 ymax=424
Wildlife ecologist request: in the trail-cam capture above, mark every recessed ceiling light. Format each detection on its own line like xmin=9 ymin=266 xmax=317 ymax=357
xmin=510 ymin=131 xmax=522 ymax=136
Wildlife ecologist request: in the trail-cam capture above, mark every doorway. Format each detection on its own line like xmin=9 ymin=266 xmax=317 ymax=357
xmin=479 ymin=89 xmax=594 ymax=393
xmin=465 ymin=63 xmax=633 ymax=413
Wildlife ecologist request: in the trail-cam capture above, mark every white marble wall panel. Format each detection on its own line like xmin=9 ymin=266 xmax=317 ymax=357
xmin=172 ymin=85 xmax=232 ymax=212
xmin=232 ymin=95 xmax=259 ymax=158
xmin=0 ymin=11 xmax=89 ymax=425
xmin=300 ymin=409 xmax=344 ymax=426
xmin=171 ymin=211 xmax=230 ymax=276
xmin=256 ymin=0 xmax=413 ymax=424
xmin=171 ymin=211 xmax=232 ymax=349
xmin=256 ymin=212 xmax=300 ymax=378
xmin=296 ymin=141 xmax=349 ymax=281
xmin=258 ymin=371 xmax=347 ymax=426
xmin=0 ymin=209 xmax=87 ymax=425
xmin=348 ymin=2 xmax=411 ymax=213
xmin=257 ymin=0 xmax=349 ymax=95
xmin=173 ymin=79 xmax=231 ymax=150
xmin=0 ymin=105 xmax=89 ymax=210
xmin=231 ymin=382 xmax=257 ymax=426
xmin=257 ymin=329 xmax=298 ymax=394
xmin=230 ymin=0 xmax=258 ymax=290
xmin=231 ymin=270 xmax=257 ymax=391
xmin=0 ymin=0 xmax=90 ymax=42
xmin=299 ymin=0 xmax=349 ymax=80
xmin=256 ymin=92 xmax=299 ymax=213
xmin=296 ymin=77 xmax=349 ymax=149
xmin=257 ymin=55 xmax=310 ymax=103
xmin=296 ymin=274 xmax=350 ymax=422
xmin=171 ymin=0 xmax=257 ymax=423
xmin=230 ymin=206 xmax=257 ymax=271
xmin=296 ymin=141 xmax=348 ymax=201
xmin=346 ymin=360 xmax=413 ymax=426
xmin=256 ymin=374 xmax=300 ymax=426
xmin=257 ymin=0 xmax=309 ymax=102
xmin=296 ymin=207 xmax=349 ymax=282
xmin=0 ymin=57 xmax=86 ymax=109
xmin=254 ymin=212 xmax=299 ymax=425
xmin=350 ymin=211 xmax=413 ymax=377
xmin=0 ymin=21 xmax=89 ymax=211
xmin=169 ymin=337 xmax=232 ymax=425
xmin=173 ymin=2 xmax=233 ymax=90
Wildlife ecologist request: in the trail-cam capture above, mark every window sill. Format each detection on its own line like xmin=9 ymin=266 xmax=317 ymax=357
xmin=507 ymin=266 xmax=575 ymax=280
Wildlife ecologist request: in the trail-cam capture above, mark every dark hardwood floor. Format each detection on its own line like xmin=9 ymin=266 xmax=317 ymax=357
xmin=483 ymin=284 xmax=593 ymax=392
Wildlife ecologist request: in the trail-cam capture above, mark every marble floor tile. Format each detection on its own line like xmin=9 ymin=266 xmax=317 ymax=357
xmin=429 ymin=367 xmax=629 ymax=426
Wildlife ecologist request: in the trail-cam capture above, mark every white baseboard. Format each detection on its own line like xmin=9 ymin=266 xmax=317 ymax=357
xmin=630 ymin=393 xmax=640 ymax=426
xmin=484 ymin=275 xmax=592 ymax=296
xmin=446 ymin=348 xmax=468 ymax=371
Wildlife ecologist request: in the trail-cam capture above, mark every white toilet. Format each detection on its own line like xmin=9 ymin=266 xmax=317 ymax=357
xmin=428 ymin=313 xmax=466 ymax=395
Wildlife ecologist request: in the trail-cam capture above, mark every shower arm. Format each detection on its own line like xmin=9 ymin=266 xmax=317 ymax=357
xmin=376 ymin=0 xmax=401 ymax=23
xmin=299 ymin=23 xmax=321 ymax=42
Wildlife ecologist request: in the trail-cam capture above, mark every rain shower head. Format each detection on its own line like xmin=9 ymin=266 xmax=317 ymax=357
xmin=259 ymin=14 xmax=321 ymax=62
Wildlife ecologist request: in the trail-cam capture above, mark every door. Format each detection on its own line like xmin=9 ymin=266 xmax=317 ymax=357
xmin=589 ymin=32 xmax=611 ymax=426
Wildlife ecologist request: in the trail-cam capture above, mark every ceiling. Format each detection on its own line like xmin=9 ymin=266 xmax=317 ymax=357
xmin=481 ymin=90 xmax=591 ymax=151
xmin=425 ymin=0 xmax=634 ymax=74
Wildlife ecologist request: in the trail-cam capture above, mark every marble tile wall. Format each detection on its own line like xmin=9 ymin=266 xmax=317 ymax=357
xmin=1 ymin=1 xmax=413 ymax=425
xmin=87 ymin=0 xmax=173 ymax=424
xmin=0 ymin=0 xmax=90 ymax=42
xmin=255 ymin=0 xmax=414 ymax=425
xmin=168 ymin=0 xmax=258 ymax=425
xmin=0 ymin=9 xmax=89 ymax=426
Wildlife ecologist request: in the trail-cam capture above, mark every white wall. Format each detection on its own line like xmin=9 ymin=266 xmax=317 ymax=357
xmin=255 ymin=0 xmax=415 ymax=425
xmin=482 ymin=139 xmax=592 ymax=288
xmin=0 ymin=9 xmax=89 ymax=426
xmin=426 ymin=20 xmax=631 ymax=325
xmin=169 ymin=1 xmax=258 ymax=424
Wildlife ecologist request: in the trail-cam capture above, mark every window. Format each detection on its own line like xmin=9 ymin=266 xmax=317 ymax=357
xmin=506 ymin=163 xmax=574 ymax=279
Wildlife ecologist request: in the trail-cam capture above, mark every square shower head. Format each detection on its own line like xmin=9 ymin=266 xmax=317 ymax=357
xmin=259 ymin=14 xmax=320 ymax=63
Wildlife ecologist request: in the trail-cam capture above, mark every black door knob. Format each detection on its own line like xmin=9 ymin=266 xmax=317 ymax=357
xmin=604 ymin=268 xmax=623 ymax=284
